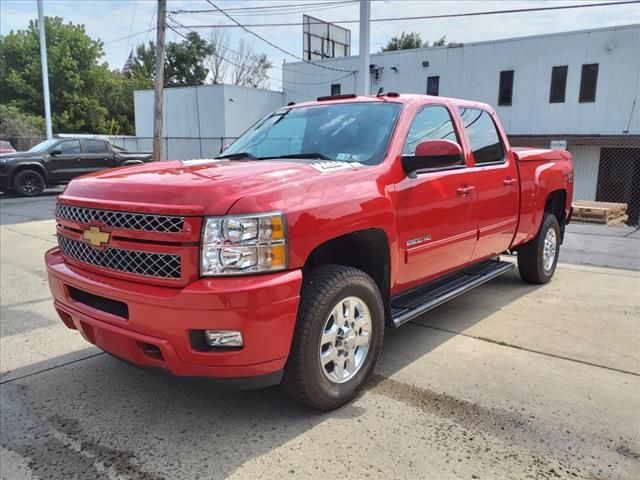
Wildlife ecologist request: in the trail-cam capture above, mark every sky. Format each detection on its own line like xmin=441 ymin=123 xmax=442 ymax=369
xmin=1 ymin=0 xmax=639 ymax=90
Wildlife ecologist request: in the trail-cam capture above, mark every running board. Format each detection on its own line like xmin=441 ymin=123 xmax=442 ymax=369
xmin=390 ymin=260 xmax=515 ymax=327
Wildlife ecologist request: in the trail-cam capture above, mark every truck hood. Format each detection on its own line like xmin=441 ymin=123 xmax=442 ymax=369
xmin=0 ymin=151 xmax=44 ymax=161
xmin=60 ymin=158 xmax=362 ymax=215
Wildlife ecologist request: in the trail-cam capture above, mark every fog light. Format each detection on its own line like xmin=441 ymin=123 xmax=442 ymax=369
xmin=204 ymin=330 xmax=244 ymax=348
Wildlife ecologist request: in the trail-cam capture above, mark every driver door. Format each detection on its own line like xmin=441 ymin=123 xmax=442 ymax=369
xmin=394 ymin=104 xmax=478 ymax=290
xmin=47 ymin=139 xmax=84 ymax=182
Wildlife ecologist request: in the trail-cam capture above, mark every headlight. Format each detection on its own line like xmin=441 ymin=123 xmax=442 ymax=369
xmin=201 ymin=212 xmax=287 ymax=276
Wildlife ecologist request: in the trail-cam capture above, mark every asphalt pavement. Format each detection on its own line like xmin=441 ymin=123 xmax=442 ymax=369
xmin=1 ymin=192 xmax=639 ymax=479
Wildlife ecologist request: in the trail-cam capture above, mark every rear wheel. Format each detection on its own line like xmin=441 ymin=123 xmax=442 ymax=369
xmin=281 ymin=265 xmax=384 ymax=411
xmin=517 ymin=213 xmax=560 ymax=284
xmin=13 ymin=170 xmax=45 ymax=197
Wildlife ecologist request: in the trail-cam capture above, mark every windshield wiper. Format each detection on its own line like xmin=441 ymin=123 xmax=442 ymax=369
xmin=265 ymin=153 xmax=332 ymax=160
xmin=216 ymin=152 xmax=258 ymax=160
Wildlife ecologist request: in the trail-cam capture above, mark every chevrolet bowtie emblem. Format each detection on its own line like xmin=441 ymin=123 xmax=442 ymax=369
xmin=83 ymin=226 xmax=111 ymax=248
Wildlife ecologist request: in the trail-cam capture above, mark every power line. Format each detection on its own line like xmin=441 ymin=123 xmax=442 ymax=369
xmin=169 ymin=19 xmax=355 ymax=86
xmin=103 ymin=27 xmax=155 ymax=45
xmin=203 ymin=0 xmax=355 ymax=73
xmin=171 ymin=1 xmax=355 ymax=14
xmin=177 ymin=1 xmax=640 ymax=28
xmin=167 ymin=24 xmax=318 ymax=100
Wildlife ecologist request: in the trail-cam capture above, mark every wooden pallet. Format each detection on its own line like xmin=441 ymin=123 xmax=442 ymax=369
xmin=571 ymin=201 xmax=628 ymax=225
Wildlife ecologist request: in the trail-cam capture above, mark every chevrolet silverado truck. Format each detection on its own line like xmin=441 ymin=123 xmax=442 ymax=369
xmin=45 ymin=93 xmax=573 ymax=410
xmin=0 ymin=137 xmax=153 ymax=197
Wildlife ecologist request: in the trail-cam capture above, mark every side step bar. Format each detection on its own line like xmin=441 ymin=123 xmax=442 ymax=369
xmin=390 ymin=259 xmax=515 ymax=327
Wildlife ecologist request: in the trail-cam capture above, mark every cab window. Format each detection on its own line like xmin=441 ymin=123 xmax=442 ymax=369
xmin=459 ymin=107 xmax=505 ymax=165
xmin=57 ymin=140 xmax=81 ymax=155
xmin=86 ymin=140 xmax=109 ymax=154
xmin=403 ymin=105 xmax=461 ymax=165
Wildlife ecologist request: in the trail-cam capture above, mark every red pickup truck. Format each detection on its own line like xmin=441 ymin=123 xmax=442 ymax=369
xmin=46 ymin=94 xmax=573 ymax=410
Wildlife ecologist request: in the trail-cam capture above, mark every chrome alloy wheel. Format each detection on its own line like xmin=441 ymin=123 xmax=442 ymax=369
xmin=543 ymin=228 xmax=557 ymax=272
xmin=319 ymin=296 xmax=372 ymax=384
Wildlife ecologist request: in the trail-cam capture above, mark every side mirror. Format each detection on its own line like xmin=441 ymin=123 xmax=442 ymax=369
xmin=50 ymin=148 xmax=62 ymax=156
xmin=402 ymin=139 xmax=464 ymax=177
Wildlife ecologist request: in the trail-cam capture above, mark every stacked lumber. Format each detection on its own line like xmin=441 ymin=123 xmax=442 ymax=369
xmin=571 ymin=200 xmax=628 ymax=225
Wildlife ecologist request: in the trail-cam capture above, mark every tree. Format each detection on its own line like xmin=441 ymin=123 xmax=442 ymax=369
xmin=130 ymin=32 xmax=215 ymax=87
xmin=0 ymin=17 xmax=108 ymax=132
xmin=381 ymin=32 xmax=450 ymax=51
xmin=0 ymin=104 xmax=44 ymax=147
xmin=229 ymin=39 xmax=272 ymax=89
xmin=207 ymin=29 xmax=230 ymax=84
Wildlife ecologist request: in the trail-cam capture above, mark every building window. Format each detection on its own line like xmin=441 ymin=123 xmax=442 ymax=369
xmin=549 ymin=66 xmax=568 ymax=103
xmin=498 ymin=70 xmax=514 ymax=106
xmin=579 ymin=63 xmax=598 ymax=103
xmin=330 ymin=84 xmax=341 ymax=95
xmin=427 ymin=76 xmax=440 ymax=96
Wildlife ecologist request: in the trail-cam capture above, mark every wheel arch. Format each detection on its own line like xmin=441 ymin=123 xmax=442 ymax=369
xmin=544 ymin=189 xmax=567 ymax=242
xmin=303 ymin=228 xmax=392 ymax=324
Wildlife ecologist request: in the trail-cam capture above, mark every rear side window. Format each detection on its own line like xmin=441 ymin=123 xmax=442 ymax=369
xmin=459 ymin=107 xmax=505 ymax=165
xmin=86 ymin=140 xmax=109 ymax=154
xmin=403 ymin=105 xmax=460 ymax=158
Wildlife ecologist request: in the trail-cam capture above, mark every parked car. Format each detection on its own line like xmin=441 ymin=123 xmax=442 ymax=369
xmin=0 ymin=141 xmax=16 ymax=153
xmin=46 ymin=94 xmax=573 ymax=410
xmin=0 ymin=137 xmax=153 ymax=196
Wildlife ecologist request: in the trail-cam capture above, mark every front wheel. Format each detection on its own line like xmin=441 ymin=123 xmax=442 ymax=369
xmin=281 ymin=265 xmax=384 ymax=411
xmin=12 ymin=169 xmax=45 ymax=197
xmin=517 ymin=213 xmax=560 ymax=284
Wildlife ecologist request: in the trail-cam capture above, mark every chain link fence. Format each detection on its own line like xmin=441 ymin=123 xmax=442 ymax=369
xmin=510 ymin=135 xmax=640 ymax=227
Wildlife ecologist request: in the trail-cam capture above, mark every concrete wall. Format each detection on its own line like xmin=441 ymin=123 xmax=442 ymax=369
xmin=283 ymin=24 xmax=640 ymax=136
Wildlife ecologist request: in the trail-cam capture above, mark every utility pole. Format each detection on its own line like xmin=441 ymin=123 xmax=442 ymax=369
xmin=358 ymin=0 xmax=371 ymax=96
xmin=37 ymin=0 xmax=52 ymax=139
xmin=153 ymin=0 xmax=167 ymax=162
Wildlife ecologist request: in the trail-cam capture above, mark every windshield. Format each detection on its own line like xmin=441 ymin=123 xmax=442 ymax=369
xmin=29 ymin=139 xmax=59 ymax=152
xmin=220 ymin=102 xmax=403 ymax=165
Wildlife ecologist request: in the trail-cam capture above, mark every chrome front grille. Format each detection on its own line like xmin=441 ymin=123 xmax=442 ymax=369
xmin=58 ymin=235 xmax=181 ymax=279
xmin=56 ymin=204 xmax=184 ymax=233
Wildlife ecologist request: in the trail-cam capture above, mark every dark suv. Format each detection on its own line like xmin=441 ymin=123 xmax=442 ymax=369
xmin=0 ymin=137 xmax=153 ymax=196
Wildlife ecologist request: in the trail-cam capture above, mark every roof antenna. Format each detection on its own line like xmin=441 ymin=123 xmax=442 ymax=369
xmin=376 ymin=87 xmax=384 ymax=97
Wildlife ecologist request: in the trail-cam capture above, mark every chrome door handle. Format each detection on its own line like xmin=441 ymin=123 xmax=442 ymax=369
xmin=503 ymin=178 xmax=517 ymax=186
xmin=456 ymin=186 xmax=475 ymax=196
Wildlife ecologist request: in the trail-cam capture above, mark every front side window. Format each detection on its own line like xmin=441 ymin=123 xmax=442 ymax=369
xmin=403 ymin=105 xmax=459 ymax=158
xmin=57 ymin=140 xmax=81 ymax=155
xmin=221 ymin=102 xmax=402 ymax=165
xmin=459 ymin=107 xmax=505 ymax=165
xmin=86 ymin=140 xmax=108 ymax=154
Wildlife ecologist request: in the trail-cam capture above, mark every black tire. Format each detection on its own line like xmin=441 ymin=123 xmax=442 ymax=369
xmin=281 ymin=265 xmax=385 ymax=411
xmin=517 ymin=213 xmax=560 ymax=284
xmin=12 ymin=169 xmax=45 ymax=197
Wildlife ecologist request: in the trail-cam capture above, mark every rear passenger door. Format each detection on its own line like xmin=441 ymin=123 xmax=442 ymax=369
xmin=459 ymin=107 xmax=519 ymax=260
xmin=83 ymin=139 xmax=115 ymax=173
xmin=395 ymin=104 xmax=478 ymax=289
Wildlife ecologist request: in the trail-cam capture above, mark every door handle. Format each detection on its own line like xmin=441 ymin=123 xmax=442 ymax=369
xmin=503 ymin=177 xmax=517 ymax=186
xmin=456 ymin=186 xmax=475 ymax=196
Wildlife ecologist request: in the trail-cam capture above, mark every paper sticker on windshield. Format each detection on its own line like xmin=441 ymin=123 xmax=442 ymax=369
xmin=336 ymin=153 xmax=358 ymax=162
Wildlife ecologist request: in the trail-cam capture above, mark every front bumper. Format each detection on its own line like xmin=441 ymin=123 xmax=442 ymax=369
xmin=46 ymin=248 xmax=302 ymax=384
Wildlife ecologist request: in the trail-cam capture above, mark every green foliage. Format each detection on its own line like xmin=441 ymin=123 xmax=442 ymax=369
xmin=130 ymin=32 xmax=215 ymax=87
xmin=0 ymin=104 xmax=44 ymax=143
xmin=0 ymin=16 xmax=151 ymax=135
xmin=381 ymin=32 xmax=450 ymax=51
